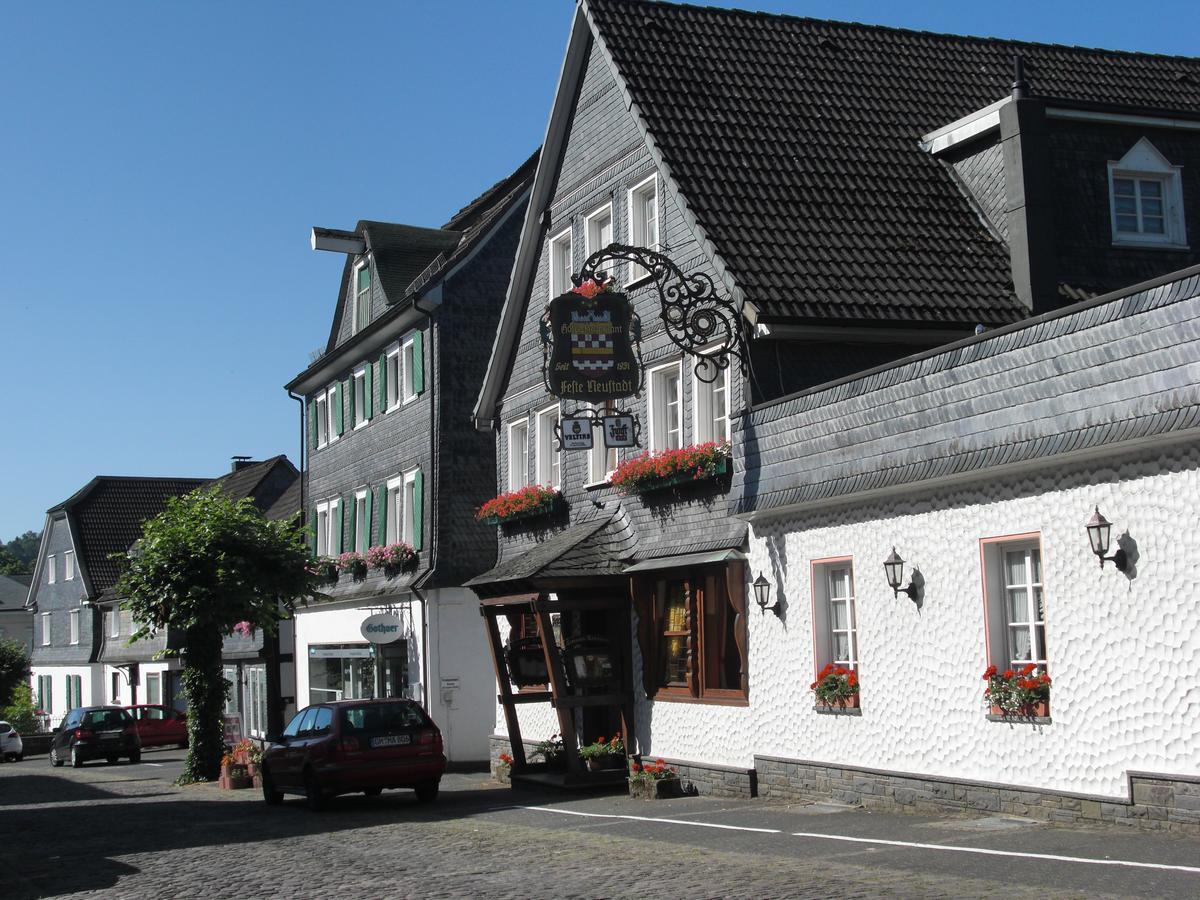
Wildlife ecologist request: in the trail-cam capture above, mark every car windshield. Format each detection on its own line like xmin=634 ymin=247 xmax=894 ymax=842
xmin=340 ymin=703 xmax=426 ymax=734
xmin=84 ymin=710 xmax=130 ymax=729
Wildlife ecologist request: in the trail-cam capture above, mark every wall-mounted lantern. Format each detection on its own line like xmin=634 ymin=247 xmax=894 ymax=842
xmin=753 ymin=572 xmax=781 ymax=617
xmin=1085 ymin=507 xmax=1128 ymax=571
xmin=883 ymin=547 xmax=919 ymax=601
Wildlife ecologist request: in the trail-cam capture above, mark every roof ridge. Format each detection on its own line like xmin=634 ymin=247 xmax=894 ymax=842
xmin=593 ymin=0 xmax=1200 ymax=64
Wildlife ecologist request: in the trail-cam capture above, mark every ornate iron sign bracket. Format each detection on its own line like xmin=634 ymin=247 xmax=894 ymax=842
xmin=577 ymin=243 xmax=749 ymax=384
xmin=553 ymin=406 xmax=641 ymax=452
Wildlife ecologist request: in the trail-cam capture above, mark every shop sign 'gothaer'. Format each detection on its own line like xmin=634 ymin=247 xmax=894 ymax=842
xmin=542 ymin=277 xmax=642 ymax=402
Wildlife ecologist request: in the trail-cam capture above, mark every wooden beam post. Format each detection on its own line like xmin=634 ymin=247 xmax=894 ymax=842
xmin=481 ymin=605 xmax=526 ymax=769
xmin=534 ymin=600 xmax=582 ymax=776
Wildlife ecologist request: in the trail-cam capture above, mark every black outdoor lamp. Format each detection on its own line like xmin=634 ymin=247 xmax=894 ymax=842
xmin=883 ymin=547 xmax=918 ymax=601
xmin=753 ymin=572 xmax=781 ymax=617
xmin=1086 ymin=506 xmax=1128 ymax=571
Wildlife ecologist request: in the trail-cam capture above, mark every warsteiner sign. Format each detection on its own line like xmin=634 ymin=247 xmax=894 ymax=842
xmin=544 ymin=289 xmax=641 ymax=402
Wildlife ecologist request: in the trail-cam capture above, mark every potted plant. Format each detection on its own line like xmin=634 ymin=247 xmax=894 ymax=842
xmin=811 ymin=663 xmax=860 ymax=709
xmin=365 ymin=542 xmax=417 ymax=575
xmin=531 ymin=734 xmax=566 ymax=771
xmin=494 ymin=752 xmax=514 ymax=784
xmin=580 ymin=735 xmax=625 ymax=772
xmin=336 ymin=551 xmax=368 ymax=580
xmin=983 ymin=664 xmax=1050 ymax=717
xmin=219 ymin=749 xmax=252 ymax=790
xmin=310 ymin=557 xmax=339 ymax=585
xmin=609 ymin=442 xmax=731 ymax=495
xmin=628 ymin=758 xmax=683 ymax=799
xmin=476 ymin=485 xmax=561 ymax=526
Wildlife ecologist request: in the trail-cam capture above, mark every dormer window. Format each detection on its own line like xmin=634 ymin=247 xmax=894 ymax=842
xmin=1108 ymin=138 xmax=1186 ymax=248
xmin=352 ymin=260 xmax=372 ymax=333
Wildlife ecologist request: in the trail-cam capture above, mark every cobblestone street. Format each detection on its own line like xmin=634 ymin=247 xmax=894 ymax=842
xmin=3 ymin=753 xmax=1199 ymax=899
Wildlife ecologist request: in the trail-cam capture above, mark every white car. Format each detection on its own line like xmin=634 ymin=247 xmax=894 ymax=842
xmin=0 ymin=721 xmax=24 ymax=762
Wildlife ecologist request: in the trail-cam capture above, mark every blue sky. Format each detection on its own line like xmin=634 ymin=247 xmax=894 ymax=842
xmin=0 ymin=1 xmax=1196 ymax=539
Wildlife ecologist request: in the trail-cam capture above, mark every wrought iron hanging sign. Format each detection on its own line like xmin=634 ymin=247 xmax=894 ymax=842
xmin=542 ymin=276 xmax=643 ymax=402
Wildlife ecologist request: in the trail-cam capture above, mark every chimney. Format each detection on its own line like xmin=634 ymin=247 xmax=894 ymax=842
xmin=231 ymin=456 xmax=256 ymax=472
xmin=999 ymin=55 xmax=1057 ymax=315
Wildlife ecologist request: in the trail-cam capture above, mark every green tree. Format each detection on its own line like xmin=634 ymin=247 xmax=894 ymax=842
xmin=2 ymin=682 xmax=37 ymax=734
xmin=0 ymin=546 xmax=26 ymax=576
xmin=2 ymin=531 xmax=41 ymax=574
xmin=0 ymin=637 xmax=31 ymax=707
xmin=114 ymin=488 xmax=316 ymax=784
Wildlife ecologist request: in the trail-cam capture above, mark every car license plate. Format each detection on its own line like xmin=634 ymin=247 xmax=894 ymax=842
xmin=370 ymin=734 xmax=411 ymax=748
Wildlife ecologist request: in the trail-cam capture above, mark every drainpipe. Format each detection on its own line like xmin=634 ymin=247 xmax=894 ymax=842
xmin=286 ymin=389 xmax=306 ymax=732
xmin=411 ymin=291 xmax=438 ymax=719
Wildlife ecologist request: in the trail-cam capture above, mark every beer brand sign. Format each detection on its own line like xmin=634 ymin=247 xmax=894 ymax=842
xmin=544 ymin=289 xmax=641 ymax=402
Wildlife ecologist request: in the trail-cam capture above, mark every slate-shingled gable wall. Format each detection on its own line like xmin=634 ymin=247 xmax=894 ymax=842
xmin=29 ymin=515 xmax=96 ymax=667
xmin=493 ymin=34 xmax=748 ymax=570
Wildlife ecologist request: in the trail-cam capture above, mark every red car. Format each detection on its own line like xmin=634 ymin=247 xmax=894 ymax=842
xmin=126 ymin=705 xmax=188 ymax=749
xmin=260 ymin=699 xmax=445 ymax=810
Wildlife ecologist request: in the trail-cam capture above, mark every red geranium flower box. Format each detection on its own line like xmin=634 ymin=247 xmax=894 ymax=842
xmin=610 ymin=442 xmax=731 ymax=495
xmin=477 ymin=485 xmax=561 ymax=525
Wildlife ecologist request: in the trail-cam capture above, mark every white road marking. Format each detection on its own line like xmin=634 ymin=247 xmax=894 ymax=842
xmin=788 ymin=831 xmax=1200 ymax=875
xmin=518 ymin=805 xmax=781 ymax=834
xmin=143 ymin=763 xmax=164 ymax=767
xmin=516 ymin=805 xmax=1199 ymax=875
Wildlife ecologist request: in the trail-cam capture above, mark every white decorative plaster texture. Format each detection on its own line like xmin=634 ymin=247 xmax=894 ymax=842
xmin=494 ymin=443 xmax=1200 ymax=800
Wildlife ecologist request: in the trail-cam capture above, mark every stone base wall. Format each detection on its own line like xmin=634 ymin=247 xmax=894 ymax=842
xmin=488 ymin=735 xmax=756 ymax=797
xmin=755 ymin=756 xmax=1200 ymax=834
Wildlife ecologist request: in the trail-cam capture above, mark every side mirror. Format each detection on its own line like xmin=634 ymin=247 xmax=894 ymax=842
xmin=265 ymin=733 xmax=285 ymax=745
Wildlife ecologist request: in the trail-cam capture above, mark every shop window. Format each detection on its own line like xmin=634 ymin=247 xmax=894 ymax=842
xmin=632 ymin=563 xmax=748 ymax=703
xmin=811 ymin=558 xmax=858 ymax=673
xmin=308 ymin=643 xmax=375 ymax=706
xmin=981 ymin=535 xmax=1048 ymax=673
xmin=1108 ymin=138 xmax=1186 ymax=247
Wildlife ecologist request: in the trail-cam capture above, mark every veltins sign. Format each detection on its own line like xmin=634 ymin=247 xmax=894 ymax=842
xmin=361 ymin=612 xmax=403 ymax=644
xmin=546 ymin=290 xmax=639 ymax=402
xmin=560 ymin=417 xmax=594 ymax=451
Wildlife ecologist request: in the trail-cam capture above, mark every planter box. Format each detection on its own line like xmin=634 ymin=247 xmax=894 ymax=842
xmin=629 ymin=777 xmax=684 ymax=800
xmin=493 ymin=766 xmax=512 ymax=784
xmin=220 ymin=763 xmax=252 ymax=790
xmin=816 ymin=693 xmax=860 ymax=710
xmin=624 ymin=457 xmax=729 ymax=495
xmin=482 ymin=499 xmax=557 ymax=527
xmin=990 ymin=700 xmax=1049 ymax=718
xmin=585 ymin=755 xmax=626 ymax=773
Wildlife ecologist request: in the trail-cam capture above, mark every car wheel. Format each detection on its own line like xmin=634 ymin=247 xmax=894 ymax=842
xmin=304 ymin=769 xmax=326 ymax=811
xmin=128 ymin=751 xmax=141 ymax=764
xmin=71 ymin=747 xmax=83 ymax=769
xmin=261 ymin=766 xmax=283 ymax=806
xmin=106 ymin=755 xmax=119 ymax=765
xmin=50 ymin=747 xmax=63 ymax=768
xmin=14 ymin=754 xmax=22 ymax=763
xmin=415 ymin=780 xmax=439 ymax=803
xmin=363 ymin=787 xmax=383 ymax=797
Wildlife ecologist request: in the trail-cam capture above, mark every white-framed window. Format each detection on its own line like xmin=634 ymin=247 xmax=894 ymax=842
xmin=352 ymin=364 xmax=368 ymax=429
xmin=982 ymin=535 xmax=1048 ymax=673
xmin=402 ymin=469 xmax=419 ymax=546
xmin=222 ymin=665 xmax=239 ymax=715
xmin=508 ymin=419 xmax=530 ymax=491
xmin=109 ymin=608 xmax=120 ymax=639
xmin=585 ymin=203 xmax=614 ymax=261
xmin=693 ymin=348 xmax=731 ymax=445
xmin=401 ymin=333 xmax=420 ymax=403
xmin=314 ymin=384 xmax=339 ymax=448
xmin=246 ymin=664 xmax=268 ymax=737
xmin=549 ymin=227 xmax=573 ymax=297
xmin=315 ymin=498 xmax=341 ymax=557
xmin=385 ymin=342 xmax=402 ymax=412
xmin=588 ymin=401 xmax=619 ymax=485
xmin=64 ymin=550 xmax=75 ymax=581
xmin=385 ymin=475 xmax=404 ymax=544
xmin=1108 ymin=138 xmax=1186 ymax=248
xmin=41 ymin=612 xmax=51 ymax=646
xmin=69 ymin=609 xmax=80 ymax=645
xmin=352 ymin=259 xmax=371 ymax=334
xmin=353 ymin=489 xmax=370 ymax=553
xmin=628 ymin=174 xmax=659 ymax=282
xmin=47 ymin=555 xmax=56 ymax=584
xmin=648 ymin=360 xmax=683 ymax=451
xmin=146 ymin=672 xmax=161 ymax=705
xmin=535 ymin=404 xmax=561 ymax=488
xmin=811 ymin=559 xmax=859 ymax=675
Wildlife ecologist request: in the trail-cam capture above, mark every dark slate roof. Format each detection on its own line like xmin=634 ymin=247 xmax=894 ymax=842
xmin=631 ymin=521 xmax=747 ymax=561
xmin=209 ymin=456 xmax=299 ymax=513
xmin=732 ymin=264 xmax=1200 ymax=517
xmin=264 ymin=478 xmax=301 ymax=523
xmin=53 ymin=477 xmax=210 ymax=595
xmin=0 ymin=574 xmax=31 ymax=611
xmin=465 ymin=505 xmax=635 ymax=590
xmin=361 ymin=222 xmax=463 ymax=306
xmin=586 ymin=0 xmax=1200 ymax=327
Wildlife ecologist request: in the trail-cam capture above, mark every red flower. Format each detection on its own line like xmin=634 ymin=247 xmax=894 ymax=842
xmin=1002 ymin=670 xmax=1015 ymax=680
xmin=982 ymin=665 xmax=997 ymax=679
xmin=572 ymin=279 xmax=604 ymax=299
xmin=1020 ymin=663 xmax=1037 ymax=677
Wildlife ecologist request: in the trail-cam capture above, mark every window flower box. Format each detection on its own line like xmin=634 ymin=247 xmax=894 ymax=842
xmin=983 ymin=664 xmax=1050 ymax=718
xmin=335 ymin=551 xmax=367 ymax=580
xmin=610 ymin=442 xmax=731 ymax=495
xmin=365 ymin=543 xmax=417 ymax=575
xmin=811 ymin=664 xmax=859 ymax=709
xmin=476 ymin=485 xmax=561 ymax=526
xmin=309 ymin=558 xmax=339 ymax=585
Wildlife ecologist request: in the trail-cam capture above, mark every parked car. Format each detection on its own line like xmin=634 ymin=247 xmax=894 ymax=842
xmin=260 ymin=699 xmax=445 ymax=810
xmin=126 ymin=704 xmax=187 ymax=749
xmin=49 ymin=707 xmax=141 ymax=768
xmin=0 ymin=721 xmax=23 ymax=762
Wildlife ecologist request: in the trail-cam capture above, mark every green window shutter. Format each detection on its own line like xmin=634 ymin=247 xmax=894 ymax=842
xmin=345 ymin=378 xmax=355 ymax=429
xmin=375 ymin=485 xmax=386 ymax=543
xmin=333 ymin=383 xmax=344 ymax=435
xmin=364 ymin=489 xmax=374 ymax=547
xmin=378 ymin=353 xmax=388 ymax=410
xmin=412 ymin=331 xmax=425 ymax=394
xmin=310 ymin=509 xmax=318 ymax=555
xmin=346 ymin=494 xmax=356 ymax=552
xmin=412 ymin=469 xmax=424 ymax=550
xmin=335 ymin=500 xmax=345 ymax=555
xmin=365 ymin=363 xmax=375 ymax=420
xmin=308 ymin=403 xmax=318 ymax=449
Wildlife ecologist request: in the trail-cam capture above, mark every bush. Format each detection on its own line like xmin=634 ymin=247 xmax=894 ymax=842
xmin=2 ymin=682 xmax=37 ymax=734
